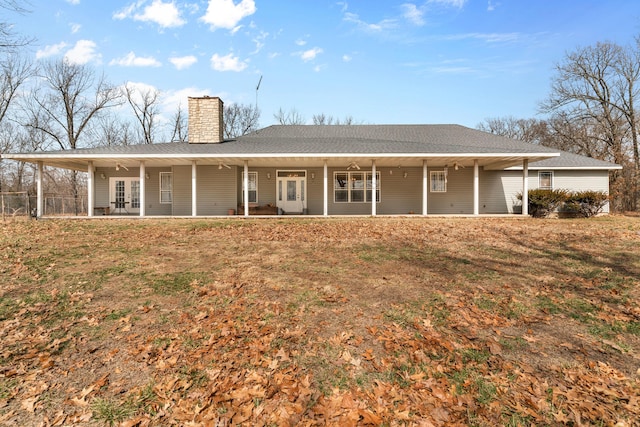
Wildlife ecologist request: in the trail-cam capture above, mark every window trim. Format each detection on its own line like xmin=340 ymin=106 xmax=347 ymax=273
xmin=333 ymin=171 xmax=380 ymax=203
xmin=242 ymin=171 xmax=258 ymax=204
xmin=159 ymin=172 xmax=172 ymax=204
xmin=430 ymin=170 xmax=447 ymax=193
xmin=538 ymin=171 xmax=553 ymax=190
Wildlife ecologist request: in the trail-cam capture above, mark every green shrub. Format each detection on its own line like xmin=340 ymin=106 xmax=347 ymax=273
xmin=563 ymin=190 xmax=609 ymax=218
xmin=517 ymin=189 xmax=569 ymax=218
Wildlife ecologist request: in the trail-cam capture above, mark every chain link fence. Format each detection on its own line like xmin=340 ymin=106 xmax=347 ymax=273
xmin=0 ymin=192 xmax=87 ymax=218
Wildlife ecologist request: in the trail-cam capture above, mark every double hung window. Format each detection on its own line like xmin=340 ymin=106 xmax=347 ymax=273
xmin=334 ymin=171 xmax=380 ymax=202
xmin=430 ymin=171 xmax=447 ymax=192
xmin=160 ymin=172 xmax=172 ymax=203
xmin=242 ymin=172 xmax=258 ymax=204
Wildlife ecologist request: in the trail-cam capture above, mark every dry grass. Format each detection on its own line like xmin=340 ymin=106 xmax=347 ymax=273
xmin=1 ymin=216 xmax=639 ymax=426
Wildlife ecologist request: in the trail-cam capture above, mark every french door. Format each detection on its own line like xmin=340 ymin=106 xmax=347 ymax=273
xmin=109 ymin=177 xmax=140 ymax=214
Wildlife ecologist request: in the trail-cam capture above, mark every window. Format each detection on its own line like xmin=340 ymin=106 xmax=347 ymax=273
xmin=242 ymin=171 xmax=258 ymax=204
xmin=539 ymin=171 xmax=553 ymax=190
xmin=160 ymin=172 xmax=172 ymax=203
xmin=334 ymin=171 xmax=380 ymax=203
xmin=430 ymin=171 xmax=447 ymax=192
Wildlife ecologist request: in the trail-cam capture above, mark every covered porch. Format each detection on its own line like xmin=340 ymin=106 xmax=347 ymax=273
xmin=27 ymin=153 xmax=541 ymax=218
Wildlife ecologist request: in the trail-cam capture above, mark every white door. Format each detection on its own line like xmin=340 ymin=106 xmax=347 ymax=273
xmin=110 ymin=177 xmax=140 ymax=214
xmin=277 ymin=171 xmax=306 ymax=214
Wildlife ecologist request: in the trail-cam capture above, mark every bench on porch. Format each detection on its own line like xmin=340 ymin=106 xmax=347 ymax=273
xmin=237 ymin=203 xmax=278 ymax=215
xmin=94 ymin=206 xmax=110 ymax=215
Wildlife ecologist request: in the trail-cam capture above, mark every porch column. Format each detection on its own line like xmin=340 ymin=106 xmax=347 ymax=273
xmin=323 ymin=160 xmax=328 ymax=216
xmin=36 ymin=161 xmax=43 ymax=218
xmin=139 ymin=161 xmax=146 ymax=217
xmin=244 ymin=160 xmax=249 ymax=217
xmin=422 ymin=160 xmax=428 ymax=216
xmin=87 ymin=161 xmax=94 ymax=217
xmin=522 ymin=159 xmax=529 ymax=216
xmin=371 ymin=160 xmax=377 ymax=216
xmin=473 ymin=159 xmax=479 ymax=216
xmin=191 ymin=160 xmax=197 ymax=216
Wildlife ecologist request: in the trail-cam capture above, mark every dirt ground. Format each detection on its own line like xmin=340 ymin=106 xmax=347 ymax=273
xmin=0 ymin=216 xmax=639 ymax=426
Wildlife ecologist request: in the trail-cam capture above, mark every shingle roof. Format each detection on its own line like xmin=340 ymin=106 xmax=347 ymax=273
xmin=24 ymin=124 xmax=559 ymax=156
xmin=2 ymin=124 xmax=620 ymax=170
xmin=524 ymin=151 xmax=621 ymax=170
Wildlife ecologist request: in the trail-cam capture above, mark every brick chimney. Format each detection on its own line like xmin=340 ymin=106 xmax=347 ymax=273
xmin=188 ymin=96 xmax=224 ymax=143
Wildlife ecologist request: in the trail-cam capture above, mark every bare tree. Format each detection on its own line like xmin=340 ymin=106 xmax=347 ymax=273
xmin=27 ymin=60 xmax=122 ymax=150
xmin=274 ymin=107 xmax=305 ymax=125
xmin=0 ymin=54 xmax=32 ymax=125
xmin=224 ymin=103 xmax=260 ymax=138
xmin=312 ymin=113 xmax=357 ymax=125
xmin=125 ymin=82 xmax=159 ymax=144
xmin=540 ymin=41 xmax=638 ymax=211
xmin=0 ymin=121 xmax=44 ymax=192
xmin=25 ymin=59 xmax=122 ymax=214
xmin=477 ymin=116 xmax=549 ymax=144
xmin=94 ymin=113 xmax=135 ymax=146
xmin=169 ymin=103 xmax=188 ymax=142
xmin=0 ymin=0 xmax=33 ymax=52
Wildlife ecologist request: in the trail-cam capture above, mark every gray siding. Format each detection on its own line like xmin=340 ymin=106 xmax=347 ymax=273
xmin=197 ymin=165 xmax=237 ymax=215
xmin=172 ymin=165 xmax=192 ymax=216
xmin=174 ymin=165 xmax=238 ymax=215
xmin=145 ymin=168 xmax=173 ymax=215
xmin=490 ymin=169 xmax=612 ymax=214
xmin=93 ymin=165 xmax=611 ymax=216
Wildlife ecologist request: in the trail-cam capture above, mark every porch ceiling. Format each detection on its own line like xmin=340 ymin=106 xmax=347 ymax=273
xmin=5 ymin=153 xmax=557 ymax=171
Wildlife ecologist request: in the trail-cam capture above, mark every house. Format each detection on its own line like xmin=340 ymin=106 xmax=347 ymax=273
xmin=1 ymin=96 xmax=621 ymax=217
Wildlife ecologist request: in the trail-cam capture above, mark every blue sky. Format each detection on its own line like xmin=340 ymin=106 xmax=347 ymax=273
xmin=11 ymin=0 xmax=640 ymax=134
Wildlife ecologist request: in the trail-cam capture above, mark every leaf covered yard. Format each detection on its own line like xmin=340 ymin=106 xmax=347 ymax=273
xmin=1 ymin=217 xmax=639 ymax=426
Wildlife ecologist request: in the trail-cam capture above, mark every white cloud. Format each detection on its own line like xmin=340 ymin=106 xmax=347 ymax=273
xmin=251 ymin=30 xmax=269 ymax=54
xmin=200 ymin=0 xmax=256 ymax=31
xmin=343 ymin=12 xmax=397 ymax=33
xmin=342 ymin=54 xmax=352 ymax=62
xmin=70 ymin=23 xmax=81 ymax=34
xmin=210 ymin=53 xmax=248 ymax=71
xmin=295 ymin=38 xmax=307 ymax=46
xmin=66 ymin=0 xmax=80 ymax=4
xmin=64 ymin=40 xmax=101 ymax=65
xmin=440 ymin=32 xmax=520 ymax=43
xmin=428 ymin=0 xmax=467 ymax=7
xmin=114 ymin=0 xmax=185 ymax=28
xmin=401 ymin=3 xmax=425 ymax=26
xmin=162 ymin=87 xmax=221 ymax=116
xmin=299 ymin=47 xmax=323 ymax=62
xmin=169 ymin=55 xmax=198 ymax=70
xmin=487 ymin=1 xmax=499 ymax=11
xmin=110 ymin=52 xmax=162 ymax=67
xmin=36 ymin=42 xmax=68 ymax=59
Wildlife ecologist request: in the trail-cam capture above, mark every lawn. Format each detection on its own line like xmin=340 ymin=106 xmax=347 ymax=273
xmin=0 ymin=216 xmax=639 ymax=426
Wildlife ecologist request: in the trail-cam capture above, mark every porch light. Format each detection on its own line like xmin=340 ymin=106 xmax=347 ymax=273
xmin=403 ymin=172 xmax=408 ymax=179
xmin=145 ymin=173 xmax=150 ymax=179
xmin=100 ymin=173 xmax=106 ymax=180
xmin=267 ymin=172 xmax=271 ymax=179
xmin=311 ymin=172 xmax=315 ymax=179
